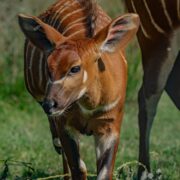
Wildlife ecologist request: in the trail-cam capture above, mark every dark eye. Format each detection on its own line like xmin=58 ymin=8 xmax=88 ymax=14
xmin=69 ymin=66 xmax=81 ymax=74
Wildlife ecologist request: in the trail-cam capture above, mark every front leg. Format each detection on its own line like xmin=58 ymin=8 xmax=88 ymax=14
xmin=95 ymin=131 xmax=119 ymax=180
xmin=48 ymin=117 xmax=62 ymax=154
xmin=56 ymin=120 xmax=87 ymax=180
xmin=48 ymin=117 xmax=70 ymax=180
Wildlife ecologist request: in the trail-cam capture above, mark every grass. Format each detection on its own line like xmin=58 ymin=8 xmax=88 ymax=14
xmin=0 ymin=88 xmax=179 ymax=179
xmin=0 ymin=0 xmax=180 ymax=179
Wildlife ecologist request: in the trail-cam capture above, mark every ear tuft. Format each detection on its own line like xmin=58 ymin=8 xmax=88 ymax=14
xmin=94 ymin=13 xmax=140 ymax=52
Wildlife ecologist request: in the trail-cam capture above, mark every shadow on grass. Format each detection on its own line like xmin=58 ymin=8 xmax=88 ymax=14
xmin=15 ymin=170 xmax=97 ymax=180
xmin=1 ymin=168 xmax=69 ymax=179
xmin=0 ymin=158 xmax=164 ymax=179
xmin=0 ymin=162 xmax=97 ymax=180
xmin=0 ymin=159 xmax=58 ymax=180
xmin=14 ymin=169 xmax=52 ymax=180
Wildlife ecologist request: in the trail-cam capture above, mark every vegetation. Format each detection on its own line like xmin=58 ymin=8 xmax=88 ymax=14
xmin=0 ymin=0 xmax=179 ymax=179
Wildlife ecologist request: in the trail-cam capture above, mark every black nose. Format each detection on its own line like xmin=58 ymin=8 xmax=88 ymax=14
xmin=42 ymin=100 xmax=57 ymax=115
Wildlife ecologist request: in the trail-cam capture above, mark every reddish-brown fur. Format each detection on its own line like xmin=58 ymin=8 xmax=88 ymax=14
xmin=18 ymin=0 xmax=139 ymax=179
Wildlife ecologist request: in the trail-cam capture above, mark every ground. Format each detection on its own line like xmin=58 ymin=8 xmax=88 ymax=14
xmin=0 ymin=91 xmax=179 ymax=179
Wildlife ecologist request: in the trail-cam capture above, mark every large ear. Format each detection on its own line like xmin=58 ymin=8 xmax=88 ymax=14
xmin=18 ymin=14 xmax=65 ymax=52
xmin=94 ymin=13 xmax=139 ymax=52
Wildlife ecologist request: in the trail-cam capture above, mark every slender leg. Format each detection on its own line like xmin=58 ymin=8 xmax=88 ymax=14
xmin=137 ymin=86 xmax=162 ymax=178
xmin=56 ymin=120 xmax=87 ymax=180
xmin=48 ymin=117 xmax=70 ymax=180
xmin=62 ymin=151 xmax=71 ymax=180
xmin=137 ymin=33 xmax=179 ymax=178
xmin=48 ymin=117 xmax=62 ymax=154
xmin=137 ymin=57 xmax=177 ymax=177
xmin=95 ymin=131 xmax=119 ymax=180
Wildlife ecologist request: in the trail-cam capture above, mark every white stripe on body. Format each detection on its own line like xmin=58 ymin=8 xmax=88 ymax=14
xmin=58 ymin=8 xmax=86 ymax=29
xmin=52 ymin=0 xmax=70 ymax=19
xmin=62 ymin=22 xmax=86 ymax=35
xmin=142 ymin=0 xmax=166 ymax=34
xmin=44 ymin=61 xmax=50 ymax=95
xmin=51 ymin=0 xmax=77 ymax=27
xmin=38 ymin=52 xmax=44 ymax=89
xmin=68 ymin=29 xmax=86 ymax=38
xmin=25 ymin=42 xmax=33 ymax=94
xmin=62 ymin=16 xmax=86 ymax=33
xmin=160 ymin=0 xmax=173 ymax=29
xmin=28 ymin=46 xmax=36 ymax=90
xmin=26 ymin=44 xmax=48 ymax=101
xmin=53 ymin=0 xmax=67 ymax=8
xmin=131 ymin=0 xmax=151 ymax=39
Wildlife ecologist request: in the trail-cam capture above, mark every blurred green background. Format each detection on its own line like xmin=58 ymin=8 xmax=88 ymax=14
xmin=0 ymin=0 xmax=179 ymax=179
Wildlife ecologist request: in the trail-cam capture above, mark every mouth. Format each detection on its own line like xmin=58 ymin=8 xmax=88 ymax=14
xmin=43 ymin=99 xmax=76 ymax=117
xmin=48 ymin=109 xmax=65 ymax=117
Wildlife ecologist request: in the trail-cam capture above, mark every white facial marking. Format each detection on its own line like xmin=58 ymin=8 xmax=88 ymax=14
xmin=49 ymin=109 xmax=65 ymax=117
xmin=83 ymin=71 xmax=88 ymax=83
xmin=53 ymin=77 xmax=66 ymax=85
xmin=53 ymin=138 xmax=61 ymax=147
xmin=77 ymin=87 xmax=87 ymax=99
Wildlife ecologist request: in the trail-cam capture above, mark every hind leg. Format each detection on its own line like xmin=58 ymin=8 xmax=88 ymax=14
xmin=165 ymin=51 xmax=180 ymax=110
xmin=137 ymin=47 xmax=178 ymax=178
xmin=137 ymin=28 xmax=180 ymax=178
xmin=137 ymin=85 xmax=163 ymax=177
